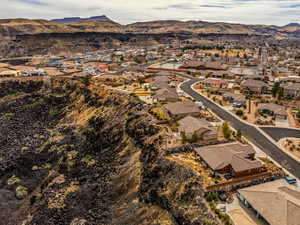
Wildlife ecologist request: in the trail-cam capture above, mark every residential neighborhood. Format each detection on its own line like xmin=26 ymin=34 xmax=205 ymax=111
xmin=1 ymin=32 xmax=300 ymax=225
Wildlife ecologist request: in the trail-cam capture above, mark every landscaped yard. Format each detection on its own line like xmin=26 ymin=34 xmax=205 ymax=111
xmin=166 ymin=152 xmax=226 ymax=187
xmin=278 ymin=138 xmax=300 ymax=161
xmin=258 ymin=157 xmax=286 ymax=175
xmin=150 ymin=107 xmax=171 ymax=121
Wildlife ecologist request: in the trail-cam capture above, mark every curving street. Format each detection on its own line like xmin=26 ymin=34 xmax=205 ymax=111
xmin=260 ymin=127 xmax=300 ymax=142
xmin=180 ymin=78 xmax=300 ymax=179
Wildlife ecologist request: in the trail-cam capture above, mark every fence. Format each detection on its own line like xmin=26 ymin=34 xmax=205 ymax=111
xmin=205 ymin=172 xmax=284 ymax=192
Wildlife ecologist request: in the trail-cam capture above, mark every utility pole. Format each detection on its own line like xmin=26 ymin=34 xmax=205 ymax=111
xmin=248 ymin=97 xmax=251 ymax=114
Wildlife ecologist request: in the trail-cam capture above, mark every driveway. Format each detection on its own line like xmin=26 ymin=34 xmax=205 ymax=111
xmin=180 ymin=78 xmax=300 ymax=179
xmin=227 ymin=195 xmax=266 ymax=225
xmin=275 ymin=118 xmax=290 ymax=128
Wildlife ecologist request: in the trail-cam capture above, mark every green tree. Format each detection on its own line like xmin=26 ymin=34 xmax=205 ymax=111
xmin=278 ymin=87 xmax=284 ymax=99
xmin=222 ymin=121 xmax=232 ymax=139
xmin=191 ymin=132 xmax=199 ymax=143
xmin=82 ymin=75 xmax=91 ymax=87
xmin=272 ymin=82 xmax=280 ymax=98
xmin=205 ymin=192 xmax=218 ymax=202
xmin=236 ymin=110 xmax=244 ymax=117
xmin=180 ymin=132 xmax=187 ymax=144
xmin=296 ymin=111 xmax=300 ymax=119
xmin=236 ymin=129 xmax=242 ymax=139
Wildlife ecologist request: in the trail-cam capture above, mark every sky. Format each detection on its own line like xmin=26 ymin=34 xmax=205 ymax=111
xmin=1 ymin=0 xmax=300 ymax=26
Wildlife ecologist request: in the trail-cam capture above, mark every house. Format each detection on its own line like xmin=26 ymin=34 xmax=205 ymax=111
xmin=123 ymin=72 xmax=145 ymax=82
xmin=98 ymin=65 xmax=109 ymax=71
xmin=257 ymin=103 xmax=287 ymax=119
xmin=200 ymin=70 xmax=234 ymax=79
xmin=280 ymin=76 xmax=300 ymax=84
xmin=241 ymin=79 xmax=268 ymax=94
xmin=0 ymin=70 xmax=20 ymax=77
xmin=180 ymin=61 xmax=227 ymax=71
xmin=223 ymin=92 xmax=246 ymax=106
xmin=282 ymin=83 xmax=300 ymax=99
xmin=195 ymin=142 xmax=265 ymax=177
xmin=177 ymin=116 xmax=217 ymax=141
xmin=155 ymin=71 xmax=173 ymax=76
xmin=229 ymin=66 xmax=259 ymax=77
xmin=237 ymin=179 xmax=300 ymax=225
xmin=164 ymin=101 xmax=199 ymax=119
xmin=154 ymin=88 xmax=179 ymax=102
xmin=150 ymin=76 xmax=170 ymax=90
xmin=199 ymin=78 xmax=228 ymax=89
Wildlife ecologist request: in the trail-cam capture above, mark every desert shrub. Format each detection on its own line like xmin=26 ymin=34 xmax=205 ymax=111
xmin=236 ymin=110 xmax=244 ymax=116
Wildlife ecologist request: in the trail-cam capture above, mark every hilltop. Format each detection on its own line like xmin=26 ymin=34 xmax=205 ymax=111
xmin=0 ymin=17 xmax=299 ymax=57
xmin=0 ymin=17 xmax=299 ymax=38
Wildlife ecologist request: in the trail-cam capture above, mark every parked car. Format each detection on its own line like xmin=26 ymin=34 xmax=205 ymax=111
xmin=195 ymin=101 xmax=207 ymax=110
xmin=284 ymin=177 xmax=297 ymax=185
xmin=233 ymin=102 xmax=244 ymax=108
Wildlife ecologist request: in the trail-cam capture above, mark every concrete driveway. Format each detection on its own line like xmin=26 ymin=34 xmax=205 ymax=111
xmin=227 ymin=195 xmax=267 ymax=225
xmin=275 ymin=118 xmax=290 ymax=128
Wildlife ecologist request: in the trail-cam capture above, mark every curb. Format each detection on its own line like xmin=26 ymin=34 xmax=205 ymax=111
xmin=178 ymin=78 xmax=299 ymax=179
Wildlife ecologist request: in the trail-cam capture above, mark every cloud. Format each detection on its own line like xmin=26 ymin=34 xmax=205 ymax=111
xmin=0 ymin=0 xmax=299 ymax=26
xmin=158 ymin=3 xmax=227 ymax=10
xmin=286 ymin=4 xmax=300 ymax=8
xmin=17 ymin=0 xmax=48 ymax=6
xmin=199 ymin=5 xmax=227 ymax=8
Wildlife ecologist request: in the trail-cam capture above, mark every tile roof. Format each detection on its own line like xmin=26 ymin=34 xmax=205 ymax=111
xmin=180 ymin=61 xmax=227 ymax=70
xmin=178 ymin=116 xmax=212 ymax=133
xmin=164 ymin=101 xmax=199 ymax=116
xmin=201 ymin=78 xmax=228 ymax=85
xmin=257 ymin=103 xmax=287 ymax=116
xmin=223 ymin=92 xmax=246 ymax=102
xmin=241 ymin=79 xmax=267 ymax=88
xmin=238 ymin=179 xmax=300 ymax=225
xmin=155 ymin=88 xmax=179 ymax=101
xmin=284 ymin=83 xmax=300 ymax=91
xmin=195 ymin=142 xmax=263 ymax=172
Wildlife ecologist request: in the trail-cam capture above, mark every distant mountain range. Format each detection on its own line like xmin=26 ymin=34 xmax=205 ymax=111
xmin=285 ymin=23 xmax=300 ymax=27
xmin=0 ymin=15 xmax=299 ymax=40
xmin=51 ymin=15 xmax=113 ymax=23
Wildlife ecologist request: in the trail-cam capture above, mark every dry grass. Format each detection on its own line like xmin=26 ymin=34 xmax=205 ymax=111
xmin=48 ymin=182 xmax=80 ymax=209
xmin=165 ymin=152 xmax=223 ymax=187
xmin=150 ymin=107 xmax=171 ymax=121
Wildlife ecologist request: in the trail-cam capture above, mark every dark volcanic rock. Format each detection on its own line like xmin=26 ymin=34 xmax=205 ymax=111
xmin=0 ymin=78 xmax=219 ymax=225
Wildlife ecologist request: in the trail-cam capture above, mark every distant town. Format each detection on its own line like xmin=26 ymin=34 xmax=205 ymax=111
xmin=1 ymin=18 xmax=300 ymax=225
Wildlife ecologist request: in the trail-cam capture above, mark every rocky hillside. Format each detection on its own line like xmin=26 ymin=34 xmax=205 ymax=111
xmin=0 ymin=78 xmax=219 ymax=225
xmin=1 ymin=17 xmax=299 ymax=57
xmin=0 ymin=18 xmax=122 ymax=37
xmin=0 ymin=18 xmax=300 ymax=37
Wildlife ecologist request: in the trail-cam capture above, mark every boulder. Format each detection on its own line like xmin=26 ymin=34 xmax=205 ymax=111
xmin=15 ymin=186 xmax=28 ymax=200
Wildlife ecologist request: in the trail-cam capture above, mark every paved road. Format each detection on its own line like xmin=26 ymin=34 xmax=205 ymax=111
xmin=260 ymin=127 xmax=300 ymax=142
xmin=180 ymin=78 xmax=300 ymax=179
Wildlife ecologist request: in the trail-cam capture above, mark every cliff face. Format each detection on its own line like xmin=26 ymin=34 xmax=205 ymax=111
xmin=0 ymin=78 xmax=218 ymax=225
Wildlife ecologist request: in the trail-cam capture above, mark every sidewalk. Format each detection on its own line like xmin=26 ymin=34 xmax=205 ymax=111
xmin=178 ymin=78 xmax=300 ymax=180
